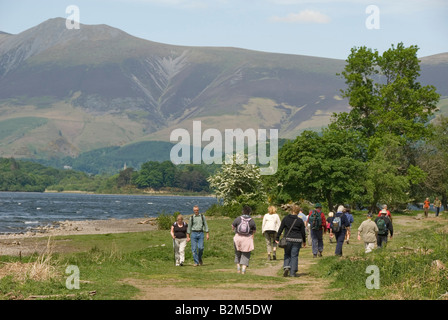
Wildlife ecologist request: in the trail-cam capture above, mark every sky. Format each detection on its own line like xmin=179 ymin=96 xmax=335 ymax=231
xmin=0 ymin=0 xmax=447 ymax=60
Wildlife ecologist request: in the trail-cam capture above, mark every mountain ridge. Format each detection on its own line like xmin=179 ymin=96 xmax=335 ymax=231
xmin=0 ymin=18 xmax=447 ymax=168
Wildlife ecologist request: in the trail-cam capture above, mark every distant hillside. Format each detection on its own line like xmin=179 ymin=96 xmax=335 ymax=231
xmin=1 ymin=18 xmax=447 ymax=170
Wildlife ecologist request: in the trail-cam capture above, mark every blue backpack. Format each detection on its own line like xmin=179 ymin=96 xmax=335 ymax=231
xmin=332 ymin=216 xmax=342 ymax=233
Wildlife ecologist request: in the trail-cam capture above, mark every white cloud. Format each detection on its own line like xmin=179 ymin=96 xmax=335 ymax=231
xmin=270 ymin=9 xmax=331 ymax=23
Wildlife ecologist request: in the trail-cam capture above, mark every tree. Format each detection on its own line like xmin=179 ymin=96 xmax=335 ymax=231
xmin=207 ymin=154 xmax=267 ymax=206
xmin=117 ymin=167 xmax=134 ymax=187
xmin=415 ymin=115 xmax=448 ymax=210
xmin=335 ymin=43 xmax=440 ymax=148
xmin=273 ymin=127 xmax=365 ymax=210
xmin=333 ymin=43 xmax=440 ymax=211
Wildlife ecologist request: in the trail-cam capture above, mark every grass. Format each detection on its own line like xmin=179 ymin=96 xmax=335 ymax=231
xmin=312 ymin=210 xmax=448 ymax=300
xmin=0 ymin=211 xmax=447 ymax=300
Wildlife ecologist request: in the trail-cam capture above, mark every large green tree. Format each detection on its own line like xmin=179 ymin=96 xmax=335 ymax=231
xmin=332 ymin=43 xmax=440 ymax=211
xmin=273 ymin=127 xmax=365 ymax=211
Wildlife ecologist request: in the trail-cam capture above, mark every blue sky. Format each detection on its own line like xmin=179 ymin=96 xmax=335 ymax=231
xmin=1 ymin=0 xmax=447 ymax=59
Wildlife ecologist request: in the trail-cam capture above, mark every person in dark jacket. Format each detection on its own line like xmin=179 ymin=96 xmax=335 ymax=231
xmin=275 ymin=210 xmax=306 ymax=277
xmin=307 ymin=203 xmax=327 ymax=258
xmin=333 ymin=205 xmax=350 ymax=256
xmin=374 ymin=209 xmax=394 ymax=248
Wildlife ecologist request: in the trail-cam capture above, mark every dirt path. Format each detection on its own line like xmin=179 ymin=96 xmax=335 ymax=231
xmin=123 ymin=246 xmax=332 ymax=300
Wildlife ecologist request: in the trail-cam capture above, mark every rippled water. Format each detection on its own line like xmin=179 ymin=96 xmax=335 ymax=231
xmin=0 ymin=192 xmax=218 ymax=234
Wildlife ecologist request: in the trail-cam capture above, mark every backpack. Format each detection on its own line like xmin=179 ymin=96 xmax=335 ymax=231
xmin=376 ymin=218 xmax=388 ymax=235
xmin=332 ymin=216 xmax=342 ymax=233
xmin=310 ymin=210 xmax=322 ymax=231
xmin=237 ymin=216 xmax=251 ymax=235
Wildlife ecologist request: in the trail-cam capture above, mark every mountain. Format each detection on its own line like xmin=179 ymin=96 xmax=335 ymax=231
xmin=0 ymin=18 xmax=447 ymax=168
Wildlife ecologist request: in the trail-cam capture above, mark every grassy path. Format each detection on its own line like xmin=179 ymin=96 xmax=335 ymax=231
xmin=0 ymin=212 xmax=447 ymax=300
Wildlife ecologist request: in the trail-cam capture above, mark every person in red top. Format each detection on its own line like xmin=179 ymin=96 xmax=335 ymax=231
xmin=307 ymin=203 xmax=327 ymax=258
xmin=378 ymin=205 xmax=392 ymax=221
xmin=423 ymin=198 xmax=430 ymax=218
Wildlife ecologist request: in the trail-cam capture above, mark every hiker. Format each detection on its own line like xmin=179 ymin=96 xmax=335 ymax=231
xmin=186 ymin=206 xmax=209 ymax=266
xmin=275 ymin=206 xmax=307 ymax=277
xmin=262 ymin=205 xmax=281 ymax=260
xmin=434 ymin=197 xmax=442 ymax=217
xmin=327 ymin=212 xmax=334 ymax=243
xmin=377 ymin=204 xmax=392 ymax=221
xmin=357 ymin=213 xmax=378 ymax=253
xmin=375 ymin=209 xmax=393 ymax=248
xmin=344 ymin=206 xmax=354 ymax=244
xmin=423 ymin=198 xmax=430 ymax=218
xmin=297 ymin=206 xmax=307 ymax=225
xmin=232 ymin=205 xmax=257 ymax=274
xmin=170 ymin=214 xmax=189 ymax=266
xmin=307 ymin=203 xmax=326 ymax=258
xmin=331 ymin=205 xmax=350 ymax=256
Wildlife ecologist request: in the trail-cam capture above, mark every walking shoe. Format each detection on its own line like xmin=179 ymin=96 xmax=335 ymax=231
xmin=194 ymin=263 xmax=198 ymax=267
xmin=273 ymin=253 xmax=277 ymax=260
xmin=199 ymin=259 xmax=203 ymax=266
xmin=283 ymin=268 xmax=290 ymax=277
xmin=268 ymin=254 xmax=271 ymax=261
xmin=313 ymin=254 xmax=317 ymax=258
xmin=318 ymin=251 xmax=323 ymax=257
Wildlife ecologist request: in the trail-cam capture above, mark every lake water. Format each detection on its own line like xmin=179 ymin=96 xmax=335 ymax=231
xmin=0 ymin=192 xmax=218 ymax=234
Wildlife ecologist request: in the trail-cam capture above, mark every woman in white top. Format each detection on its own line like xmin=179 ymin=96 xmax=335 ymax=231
xmin=262 ymin=205 xmax=281 ymax=260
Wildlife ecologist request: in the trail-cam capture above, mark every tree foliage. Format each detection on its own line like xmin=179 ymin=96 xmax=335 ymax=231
xmin=207 ymin=154 xmax=267 ymax=206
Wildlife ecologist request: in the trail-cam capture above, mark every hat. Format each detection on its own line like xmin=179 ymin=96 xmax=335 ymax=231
xmin=314 ymin=203 xmax=322 ymax=208
xmin=381 ymin=209 xmax=387 ymax=214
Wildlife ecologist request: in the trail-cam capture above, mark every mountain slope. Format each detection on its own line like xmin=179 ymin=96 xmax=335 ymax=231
xmin=0 ymin=18 xmax=446 ymax=163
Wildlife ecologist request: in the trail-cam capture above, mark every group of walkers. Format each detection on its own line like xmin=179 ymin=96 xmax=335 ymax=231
xmin=424 ymin=197 xmax=443 ymax=218
xmin=169 ymin=202 xmax=397 ymax=277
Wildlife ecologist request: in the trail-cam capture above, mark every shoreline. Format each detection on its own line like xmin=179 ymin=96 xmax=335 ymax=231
xmin=0 ymin=217 xmax=159 ymax=256
xmin=41 ymin=190 xmax=216 ymax=198
xmin=0 ymin=217 xmax=158 ymax=240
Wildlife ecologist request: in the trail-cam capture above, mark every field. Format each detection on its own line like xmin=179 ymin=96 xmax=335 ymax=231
xmin=0 ymin=210 xmax=447 ymax=300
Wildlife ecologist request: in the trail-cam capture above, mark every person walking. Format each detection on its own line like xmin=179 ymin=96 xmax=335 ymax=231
xmin=170 ymin=214 xmax=189 ymax=266
xmin=275 ymin=207 xmax=307 ymax=277
xmin=186 ymin=206 xmax=209 ymax=266
xmin=331 ymin=205 xmax=350 ymax=257
xmin=377 ymin=204 xmax=392 ymax=221
xmin=232 ymin=205 xmax=257 ymax=274
xmin=423 ymin=198 xmax=430 ymax=218
xmin=327 ymin=212 xmax=334 ymax=243
xmin=307 ymin=203 xmax=326 ymax=258
xmin=375 ymin=209 xmax=393 ymax=248
xmin=357 ymin=213 xmax=378 ymax=253
xmin=434 ymin=197 xmax=442 ymax=217
xmin=344 ymin=206 xmax=354 ymax=244
xmin=262 ymin=205 xmax=281 ymax=260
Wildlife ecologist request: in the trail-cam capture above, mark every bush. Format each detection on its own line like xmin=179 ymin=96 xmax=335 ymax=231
xmin=156 ymin=211 xmax=179 ymax=230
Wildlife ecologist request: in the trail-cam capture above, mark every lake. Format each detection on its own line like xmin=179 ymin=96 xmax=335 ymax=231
xmin=0 ymin=192 xmax=218 ymax=234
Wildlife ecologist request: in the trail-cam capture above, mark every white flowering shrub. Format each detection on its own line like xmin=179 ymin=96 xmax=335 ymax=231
xmin=207 ymin=154 xmax=267 ymax=207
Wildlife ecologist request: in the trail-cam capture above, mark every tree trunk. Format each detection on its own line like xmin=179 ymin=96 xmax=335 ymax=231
xmin=325 ymin=190 xmax=334 ymax=213
xmin=442 ymin=193 xmax=448 ymax=212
